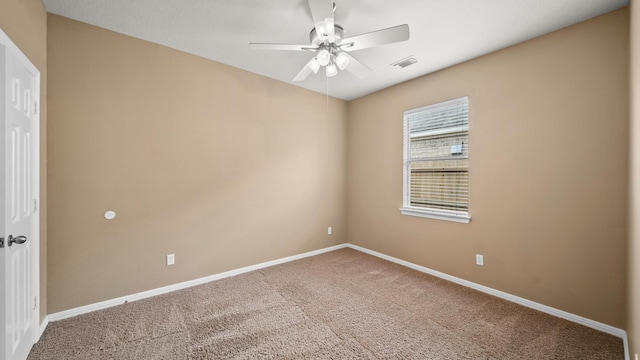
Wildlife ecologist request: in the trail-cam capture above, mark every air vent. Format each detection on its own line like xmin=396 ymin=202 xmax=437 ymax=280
xmin=391 ymin=56 xmax=419 ymax=69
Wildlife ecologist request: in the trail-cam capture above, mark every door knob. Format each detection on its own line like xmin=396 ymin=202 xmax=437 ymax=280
xmin=8 ymin=235 xmax=27 ymax=247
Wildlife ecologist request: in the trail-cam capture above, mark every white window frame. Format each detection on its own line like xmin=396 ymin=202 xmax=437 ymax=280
xmin=400 ymin=96 xmax=471 ymax=224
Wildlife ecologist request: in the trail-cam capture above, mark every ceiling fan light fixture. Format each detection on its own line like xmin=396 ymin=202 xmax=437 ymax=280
xmin=317 ymin=49 xmax=331 ymax=66
xmin=335 ymin=52 xmax=350 ymax=70
xmin=326 ymin=63 xmax=338 ymax=77
xmin=307 ymin=58 xmax=321 ymax=73
xmin=249 ymin=0 xmax=410 ymax=82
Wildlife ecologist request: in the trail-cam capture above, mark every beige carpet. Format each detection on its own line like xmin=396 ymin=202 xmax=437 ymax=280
xmin=29 ymin=248 xmax=624 ymax=359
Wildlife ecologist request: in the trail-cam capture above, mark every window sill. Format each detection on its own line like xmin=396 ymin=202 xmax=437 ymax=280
xmin=400 ymin=207 xmax=471 ymax=224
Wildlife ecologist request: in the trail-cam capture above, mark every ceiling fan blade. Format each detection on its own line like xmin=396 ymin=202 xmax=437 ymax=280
xmin=341 ymin=53 xmax=372 ymax=79
xmin=292 ymin=60 xmax=316 ymax=82
xmin=309 ymin=0 xmax=335 ymax=43
xmin=249 ymin=43 xmax=317 ymax=51
xmin=339 ymin=24 xmax=410 ymax=52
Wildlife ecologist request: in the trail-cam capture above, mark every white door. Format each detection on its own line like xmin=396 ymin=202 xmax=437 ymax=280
xmin=0 ymin=30 xmax=40 ymax=360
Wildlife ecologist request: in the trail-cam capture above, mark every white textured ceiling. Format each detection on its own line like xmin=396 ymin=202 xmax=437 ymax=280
xmin=42 ymin=0 xmax=628 ymax=101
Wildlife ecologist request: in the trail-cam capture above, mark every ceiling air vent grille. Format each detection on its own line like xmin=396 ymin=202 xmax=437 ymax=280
xmin=392 ymin=56 xmax=419 ymax=69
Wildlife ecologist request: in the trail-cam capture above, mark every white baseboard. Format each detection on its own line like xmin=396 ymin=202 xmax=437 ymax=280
xmin=37 ymin=316 xmax=49 ymax=341
xmin=47 ymin=244 xmax=348 ymax=322
xmin=346 ymin=243 xmax=630 ymax=360
xmin=43 ymin=242 xmax=629 ymax=360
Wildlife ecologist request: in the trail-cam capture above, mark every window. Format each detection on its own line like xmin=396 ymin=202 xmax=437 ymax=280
xmin=401 ymin=96 xmax=470 ymax=223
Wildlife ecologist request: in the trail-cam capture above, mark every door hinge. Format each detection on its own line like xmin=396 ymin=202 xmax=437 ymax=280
xmin=33 ymin=199 xmax=38 ymax=212
xmin=33 ymin=101 xmax=38 ymax=115
xmin=0 ymin=237 xmax=3 ymax=248
xmin=33 ymin=296 xmax=38 ymax=310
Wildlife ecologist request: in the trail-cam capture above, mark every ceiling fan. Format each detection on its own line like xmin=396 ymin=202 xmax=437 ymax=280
xmin=249 ymin=0 xmax=410 ymax=81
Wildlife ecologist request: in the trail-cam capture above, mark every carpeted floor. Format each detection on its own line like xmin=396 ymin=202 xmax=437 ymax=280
xmin=29 ymin=248 xmax=624 ymax=359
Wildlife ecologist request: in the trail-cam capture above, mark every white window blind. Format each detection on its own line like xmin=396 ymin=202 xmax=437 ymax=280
xmin=401 ymin=96 xmax=470 ymax=223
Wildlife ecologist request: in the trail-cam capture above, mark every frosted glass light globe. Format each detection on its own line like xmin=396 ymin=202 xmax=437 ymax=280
xmin=316 ymin=49 xmax=331 ymax=66
xmin=335 ymin=52 xmax=350 ymax=70
xmin=307 ymin=58 xmax=320 ymax=73
xmin=326 ymin=63 xmax=338 ymax=77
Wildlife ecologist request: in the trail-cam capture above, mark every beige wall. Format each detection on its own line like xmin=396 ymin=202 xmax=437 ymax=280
xmin=0 ymin=0 xmax=48 ymax=322
xmin=630 ymin=0 xmax=639 ymax=355
xmin=47 ymin=14 xmax=347 ymax=313
xmin=347 ymin=8 xmax=629 ymax=328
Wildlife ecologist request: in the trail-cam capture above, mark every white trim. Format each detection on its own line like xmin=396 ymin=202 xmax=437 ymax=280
xmin=346 ymin=243 xmax=629 ymax=358
xmin=623 ymin=333 xmax=630 ymax=360
xmin=37 ymin=316 xmax=49 ymax=342
xmin=0 ymin=30 xmax=39 ymax=75
xmin=400 ymin=207 xmax=471 ymax=223
xmin=48 ymin=244 xmax=348 ymax=322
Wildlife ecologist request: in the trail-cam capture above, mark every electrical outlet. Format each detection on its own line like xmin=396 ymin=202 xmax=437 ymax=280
xmin=328 ymin=227 xmax=332 ymax=235
xmin=476 ymin=254 xmax=484 ymax=266
xmin=166 ymin=254 xmax=175 ymax=266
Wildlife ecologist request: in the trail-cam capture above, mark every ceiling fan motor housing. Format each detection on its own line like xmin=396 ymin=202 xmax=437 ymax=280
xmin=310 ymin=24 xmax=344 ymax=46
